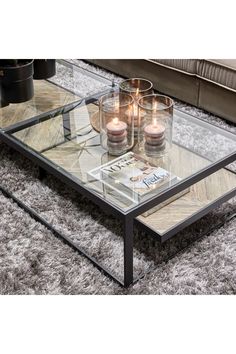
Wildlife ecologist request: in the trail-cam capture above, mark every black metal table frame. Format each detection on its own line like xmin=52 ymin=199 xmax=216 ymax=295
xmin=0 ymin=82 xmax=236 ymax=287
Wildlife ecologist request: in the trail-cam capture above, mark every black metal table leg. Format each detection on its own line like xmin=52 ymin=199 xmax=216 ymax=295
xmin=0 ymin=182 xmax=125 ymax=287
xmin=123 ymin=216 xmax=134 ymax=287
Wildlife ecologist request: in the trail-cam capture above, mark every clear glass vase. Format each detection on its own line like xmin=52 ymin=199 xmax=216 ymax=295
xmin=137 ymin=94 xmax=174 ymax=157
xmin=119 ymin=78 xmax=153 ymax=140
xmin=99 ymin=92 xmax=134 ymax=156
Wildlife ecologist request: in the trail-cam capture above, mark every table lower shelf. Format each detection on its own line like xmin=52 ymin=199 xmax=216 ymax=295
xmin=136 ymin=167 xmax=236 ymax=242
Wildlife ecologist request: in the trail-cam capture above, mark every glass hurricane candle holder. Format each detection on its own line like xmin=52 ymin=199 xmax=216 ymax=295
xmin=99 ymin=92 xmax=134 ymax=156
xmin=119 ymin=78 xmax=153 ymax=139
xmin=137 ymin=94 xmax=174 ymax=157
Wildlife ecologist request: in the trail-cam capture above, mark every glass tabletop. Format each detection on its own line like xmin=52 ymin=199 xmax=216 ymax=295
xmin=5 ymin=95 xmax=236 ymax=214
xmin=0 ymin=59 xmax=114 ymax=130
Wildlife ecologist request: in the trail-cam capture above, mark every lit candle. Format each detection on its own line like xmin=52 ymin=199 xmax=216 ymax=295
xmin=144 ymin=117 xmax=166 ymax=156
xmin=106 ymin=117 xmax=128 ymax=156
xmin=126 ymin=102 xmax=146 ymax=139
xmin=106 ymin=117 xmax=127 ymax=134
xmin=144 ymin=118 xmax=165 ymax=137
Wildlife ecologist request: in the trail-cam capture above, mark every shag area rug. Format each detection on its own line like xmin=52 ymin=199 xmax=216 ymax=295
xmin=0 ymin=60 xmax=235 ymax=295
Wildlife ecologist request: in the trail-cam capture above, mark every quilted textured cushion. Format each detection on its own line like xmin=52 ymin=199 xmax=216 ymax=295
xmin=200 ymin=60 xmax=236 ymax=90
xmin=150 ymin=59 xmax=200 ymax=75
xmin=151 ymin=59 xmax=236 ymax=91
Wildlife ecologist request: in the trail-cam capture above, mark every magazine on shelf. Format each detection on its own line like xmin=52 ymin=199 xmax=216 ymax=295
xmin=87 ymin=152 xmax=183 ymax=203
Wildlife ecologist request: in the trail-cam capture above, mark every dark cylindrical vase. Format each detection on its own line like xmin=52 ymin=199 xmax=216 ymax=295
xmin=33 ymin=59 xmax=56 ymax=79
xmin=0 ymin=59 xmax=34 ymax=104
xmin=0 ymin=85 xmax=9 ymax=107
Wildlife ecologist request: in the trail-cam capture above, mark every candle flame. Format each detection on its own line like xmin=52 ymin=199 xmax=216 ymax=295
xmin=113 ymin=117 xmax=119 ymax=125
xmin=153 ymin=117 xmax=158 ymax=126
xmin=135 ymin=87 xmax=139 ymax=96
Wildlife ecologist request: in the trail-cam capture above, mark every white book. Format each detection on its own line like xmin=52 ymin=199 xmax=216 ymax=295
xmin=88 ymin=152 xmax=179 ymax=203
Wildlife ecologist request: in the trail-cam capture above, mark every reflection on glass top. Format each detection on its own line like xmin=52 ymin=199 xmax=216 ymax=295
xmin=10 ymin=99 xmax=236 ymax=213
xmin=0 ymin=60 xmax=113 ymax=130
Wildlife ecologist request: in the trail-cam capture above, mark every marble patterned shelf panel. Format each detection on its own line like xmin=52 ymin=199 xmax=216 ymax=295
xmin=137 ymin=167 xmax=236 ymax=235
xmin=14 ymin=115 xmax=65 ymax=153
xmin=0 ymin=80 xmax=80 ymax=129
xmin=13 ymin=103 xmax=99 ymax=153
xmin=41 ymin=136 xmax=212 ymax=211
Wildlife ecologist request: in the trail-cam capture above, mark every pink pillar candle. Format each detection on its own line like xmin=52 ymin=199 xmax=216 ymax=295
xmin=106 ymin=117 xmax=127 ymax=134
xmin=144 ymin=119 xmax=166 ymax=156
xmin=106 ymin=117 xmax=128 ymax=155
xmin=144 ymin=122 xmax=165 ymax=137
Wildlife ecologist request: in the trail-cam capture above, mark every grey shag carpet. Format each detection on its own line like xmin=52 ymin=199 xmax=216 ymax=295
xmin=0 ymin=60 xmax=235 ymax=295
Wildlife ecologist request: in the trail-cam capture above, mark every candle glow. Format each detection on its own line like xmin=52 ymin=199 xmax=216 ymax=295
xmin=133 ymin=103 xmax=138 ymax=117
xmin=152 ymin=100 xmax=158 ymax=122
xmin=153 ymin=117 xmax=158 ymax=127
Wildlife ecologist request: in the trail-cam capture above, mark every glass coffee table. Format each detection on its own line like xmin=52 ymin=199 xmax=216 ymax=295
xmin=0 ymin=60 xmax=236 ymax=287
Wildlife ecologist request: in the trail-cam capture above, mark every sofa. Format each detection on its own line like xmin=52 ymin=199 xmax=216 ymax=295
xmin=87 ymin=59 xmax=236 ymax=124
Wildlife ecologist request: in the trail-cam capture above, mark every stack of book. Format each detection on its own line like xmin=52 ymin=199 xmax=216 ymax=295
xmin=88 ymin=152 xmax=189 ymax=216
